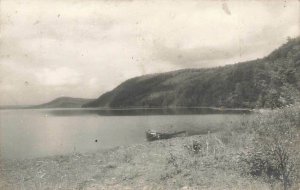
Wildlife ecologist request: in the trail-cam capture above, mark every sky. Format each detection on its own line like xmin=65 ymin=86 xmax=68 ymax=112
xmin=0 ymin=0 xmax=299 ymax=105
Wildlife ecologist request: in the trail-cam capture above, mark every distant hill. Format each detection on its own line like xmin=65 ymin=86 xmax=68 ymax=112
xmin=0 ymin=105 xmax=32 ymax=109
xmin=83 ymin=37 xmax=300 ymax=109
xmin=31 ymin=97 xmax=95 ymax=109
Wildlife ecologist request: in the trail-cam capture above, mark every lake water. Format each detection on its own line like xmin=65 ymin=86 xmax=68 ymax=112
xmin=0 ymin=108 xmax=250 ymax=160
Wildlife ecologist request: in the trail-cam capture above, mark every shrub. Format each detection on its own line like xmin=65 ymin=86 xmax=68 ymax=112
xmin=241 ymin=105 xmax=300 ymax=190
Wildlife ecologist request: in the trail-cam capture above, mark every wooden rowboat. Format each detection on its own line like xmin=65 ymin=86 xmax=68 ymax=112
xmin=146 ymin=130 xmax=186 ymax=141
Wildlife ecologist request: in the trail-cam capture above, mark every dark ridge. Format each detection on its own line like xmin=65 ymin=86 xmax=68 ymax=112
xmin=83 ymin=37 xmax=300 ymax=109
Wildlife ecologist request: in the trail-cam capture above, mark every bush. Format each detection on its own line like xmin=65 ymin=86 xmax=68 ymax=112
xmin=241 ymin=105 xmax=300 ymax=190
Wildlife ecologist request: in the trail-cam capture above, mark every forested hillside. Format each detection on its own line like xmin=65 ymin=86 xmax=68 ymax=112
xmin=31 ymin=97 xmax=95 ymax=108
xmin=83 ymin=38 xmax=300 ymax=109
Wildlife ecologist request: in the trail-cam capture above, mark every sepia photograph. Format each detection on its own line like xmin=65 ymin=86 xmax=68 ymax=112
xmin=0 ymin=0 xmax=300 ymax=189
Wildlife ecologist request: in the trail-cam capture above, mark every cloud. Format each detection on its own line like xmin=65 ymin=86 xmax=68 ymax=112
xmin=149 ymin=0 xmax=299 ymax=68
xmin=0 ymin=0 xmax=299 ymax=105
xmin=153 ymin=44 xmax=236 ymax=67
xmin=35 ymin=67 xmax=82 ymax=86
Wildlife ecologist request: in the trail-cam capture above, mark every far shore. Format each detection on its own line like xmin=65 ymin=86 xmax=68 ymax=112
xmin=0 ymin=105 xmax=254 ymax=111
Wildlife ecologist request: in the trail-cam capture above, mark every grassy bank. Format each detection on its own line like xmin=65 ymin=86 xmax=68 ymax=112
xmin=1 ymin=105 xmax=299 ymax=190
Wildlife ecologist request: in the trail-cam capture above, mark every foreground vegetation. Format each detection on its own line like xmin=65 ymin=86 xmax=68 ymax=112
xmin=1 ymin=104 xmax=299 ymax=190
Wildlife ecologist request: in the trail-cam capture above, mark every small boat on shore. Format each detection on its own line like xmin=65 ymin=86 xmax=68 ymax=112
xmin=146 ymin=130 xmax=186 ymax=141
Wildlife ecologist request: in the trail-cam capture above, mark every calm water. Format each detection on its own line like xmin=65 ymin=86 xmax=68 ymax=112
xmin=0 ymin=108 xmax=250 ymax=160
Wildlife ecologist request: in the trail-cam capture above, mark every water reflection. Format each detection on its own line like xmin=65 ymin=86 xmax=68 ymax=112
xmin=47 ymin=107 xmax=251 ymax=117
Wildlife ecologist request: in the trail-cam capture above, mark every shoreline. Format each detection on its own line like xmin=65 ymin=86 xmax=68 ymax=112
xmin=0 ymin=133 xmax=272 ymax=190
xmin=0 ymin=106 xmax=253 ymax=111
xmin=1 ymin=105 xmax=299 ymax=189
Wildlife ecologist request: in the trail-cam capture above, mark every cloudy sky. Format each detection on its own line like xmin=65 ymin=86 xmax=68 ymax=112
xmin=0 ymin=0 xmax=299 ymax=105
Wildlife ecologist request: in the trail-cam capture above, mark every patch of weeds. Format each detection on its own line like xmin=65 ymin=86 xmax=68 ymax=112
xmin=167 ymin=153 xmax=182 ymax=175
xmin=105 ymin=164 xmax=117 ymax=169
xmin=184 ymin=140 xmax=204 ymax=155
xmin=240 ymin=105 xmax=300 ymax=190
